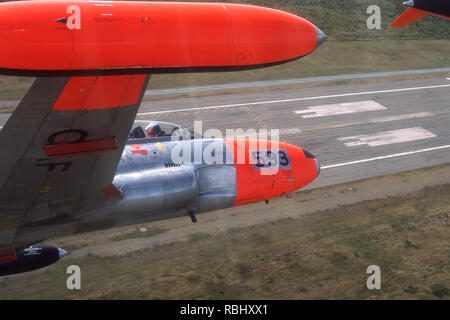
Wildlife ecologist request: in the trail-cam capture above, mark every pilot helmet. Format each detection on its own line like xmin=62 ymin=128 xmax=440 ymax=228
xmin=145 ymin=122 xmax=162 ymax=137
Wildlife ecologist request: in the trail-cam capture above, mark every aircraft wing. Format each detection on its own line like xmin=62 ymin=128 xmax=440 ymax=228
xmin=0 ymin=75 xmax=150 ymax=256
xmin=390 ymin=7 xmax=429 ymax=27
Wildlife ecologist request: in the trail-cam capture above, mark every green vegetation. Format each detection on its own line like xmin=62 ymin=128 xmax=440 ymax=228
xmin=242 ymin=0 xmax=449 ymax=40
xmin=1 ymin=183 xmax=448 ymax=299
xmin=0 ymin=1 xmax=449 ymax=101
xmin=0 ymin=76 xmax=34 ymax=102
xmin=160 ymin=0 xmax=450 ymax=40
xmin=1 ymin=39 xmax=448 ymax=102
xmin=430 ymin=284 xmax=449 ymax=298
xmin=188 ymin=232 xmax=211 ymax=242
xmin=111 ymin=227 xmax=167 ymax=241
xmin=150 ymin=39 xmax=449 ymax=89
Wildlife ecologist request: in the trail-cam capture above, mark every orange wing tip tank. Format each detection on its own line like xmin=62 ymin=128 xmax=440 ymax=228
xmin=0 ymin=1 xmax=326 ymax=76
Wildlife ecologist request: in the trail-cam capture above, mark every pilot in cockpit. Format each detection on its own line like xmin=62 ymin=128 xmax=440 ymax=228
xmin=145 ymin=122 xmax=163 ymax=138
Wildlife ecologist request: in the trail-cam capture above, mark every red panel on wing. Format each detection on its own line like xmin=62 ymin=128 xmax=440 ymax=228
xmin=44 ymin=137 xmax=118 ymax=158
xmin=53 ymin=75 xmax=147 ymax=110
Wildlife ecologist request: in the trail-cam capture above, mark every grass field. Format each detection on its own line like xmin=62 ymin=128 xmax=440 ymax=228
xmin=1 ymin=179 xmax=448 ymax=300
xmin=148 ymin=39 xmax=450 ymax=90
xmin=157 ymin=0 xmax=450 ymax=41
xmin=0 ymin=39 xmax=449 ymax=103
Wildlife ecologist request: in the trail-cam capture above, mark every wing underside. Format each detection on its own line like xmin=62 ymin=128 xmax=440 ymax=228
xmin=0 ymin=74 xmax=150 ymax=255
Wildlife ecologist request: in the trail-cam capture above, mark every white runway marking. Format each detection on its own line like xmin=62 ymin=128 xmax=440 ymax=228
xmin=322 ymin=145 xmax=450 ymax=169
xmin=137 ymin=84 xmax=450 ymax=116
xmin=370 ymin=112 xmax=434 ymax=123
xmin=279 ymin=128 xmax=302 ymax=135
xmin=294 ymin=100 xmax=385 ymax=118
xmin=338 ymin=127 xmax=436 ymax=147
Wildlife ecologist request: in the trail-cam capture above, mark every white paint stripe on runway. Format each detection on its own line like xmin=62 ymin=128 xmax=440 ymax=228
xmin=370 ymin=112 xmax=434 ymax=123
xmin=294 ymin=100 xmax=385 ymax=118
xmin=321 ymin=145 xmax=450 ymax=170
xmin=338 ymin=127 xmax=436 ymax=147
xmin=279 ymin=128 xmax=302 ymax=135
xmin=137 ymin=84 xmax=450 ymax=116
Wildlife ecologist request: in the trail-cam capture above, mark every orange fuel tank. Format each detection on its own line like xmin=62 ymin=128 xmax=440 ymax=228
xmin=0 ymin=1 xmax=326 ymax=76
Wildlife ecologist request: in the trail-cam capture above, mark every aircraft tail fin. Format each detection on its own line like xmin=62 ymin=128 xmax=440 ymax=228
xmin=390 ymin=7 xmax=429 ymax=27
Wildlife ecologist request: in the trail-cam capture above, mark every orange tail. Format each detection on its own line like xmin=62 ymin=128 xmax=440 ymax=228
xmin=390 ymin=7 xmax=429 ymax=27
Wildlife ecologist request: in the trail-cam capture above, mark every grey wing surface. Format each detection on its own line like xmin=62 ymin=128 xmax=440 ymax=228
xmin=0 ymin=75 xmax=150 ymax=255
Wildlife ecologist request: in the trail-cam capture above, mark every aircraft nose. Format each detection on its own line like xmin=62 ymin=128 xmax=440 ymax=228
xmin=302 ymin=149 xmax=320 ymax=177
xmin=315 ymin=26 xmax=328 ymax=49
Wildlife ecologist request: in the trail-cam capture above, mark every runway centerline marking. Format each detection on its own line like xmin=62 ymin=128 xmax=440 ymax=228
xmin=321 ymin=145 xmax=450 ymax=169
xmin=294 ymin=100 xmax=385 ymax=118
xmin=338 ymin=127 xmax=436 ymax=147
xmin=137 ymin=84 xmax=450 ymax=116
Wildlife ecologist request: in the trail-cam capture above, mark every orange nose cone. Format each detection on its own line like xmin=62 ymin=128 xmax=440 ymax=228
xmin=286 ymin=146 xmax=319 ymax=193
xmin=300 ymin=148 xmax=320 ymax=179
xmin=225 ymin=138 xmax=320 ymax=207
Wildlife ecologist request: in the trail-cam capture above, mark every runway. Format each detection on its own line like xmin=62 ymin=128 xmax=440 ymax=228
xmin=136 ymin=75 xmax=450 ymax=189
xmin=143 ymin=67 xmax=450 ymax=97
xmin=0 ymin=74 xmax=448 ymax=190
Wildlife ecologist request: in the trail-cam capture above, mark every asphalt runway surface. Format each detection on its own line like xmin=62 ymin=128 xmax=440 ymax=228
xmin=0 ymin=74 xmax=448 ymax=190
xmin=136 ymin=76 xmax=450 ymax=189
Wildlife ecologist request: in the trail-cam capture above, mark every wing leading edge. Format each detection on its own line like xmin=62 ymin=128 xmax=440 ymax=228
xmin=0 ymin=74 xmax=150 ymax=255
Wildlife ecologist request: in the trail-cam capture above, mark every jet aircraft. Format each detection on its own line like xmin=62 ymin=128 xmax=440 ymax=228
xmin=0 ymin=1 xmax=324 ymax=276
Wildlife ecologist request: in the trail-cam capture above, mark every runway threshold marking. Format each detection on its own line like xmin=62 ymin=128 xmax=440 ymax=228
xmin=321 ymin=145 xmax=450 ymax=170
xmin=137 ymin=84 xmax=450 ymax=116
xmin=338 ymin=127 xmax=436 ymax=147
xmin=294 ymin=100 xmax=385 ymax=118
xmin=370 ymin=112 xmax=434 ymax=123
